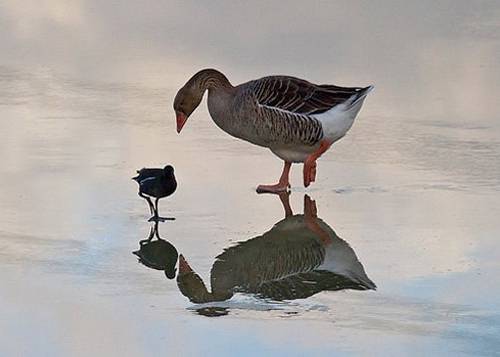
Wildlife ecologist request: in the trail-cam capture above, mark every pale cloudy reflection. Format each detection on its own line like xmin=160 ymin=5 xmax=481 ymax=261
xmin=1 ymin=1 xmax=500 ymax=356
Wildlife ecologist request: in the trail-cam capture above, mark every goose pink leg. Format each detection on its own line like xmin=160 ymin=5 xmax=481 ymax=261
xmin=278 ymin=191 xmax=293 ymax=218
xmin=304 ymin=195 xmax=330 ymax=244
xmin=257 ymin=162 xmax=291 ymax=194
xmin=303 ymin=139 xmax=332 ymax=187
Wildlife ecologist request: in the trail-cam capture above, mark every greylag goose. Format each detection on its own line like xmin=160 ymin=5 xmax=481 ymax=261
xmin=176 ymin=193 xmax=375 ymax=303
xmin=133 ymin=220 xmax=178 ymax=279
xmin=132 ymin=165 xmax=177 ymax=221
xmin=174 ymin=69 xmax=373 ymax=193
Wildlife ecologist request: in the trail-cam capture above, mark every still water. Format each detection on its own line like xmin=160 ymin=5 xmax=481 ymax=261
xmin=1 ymin=1 xmax=500 ymax=356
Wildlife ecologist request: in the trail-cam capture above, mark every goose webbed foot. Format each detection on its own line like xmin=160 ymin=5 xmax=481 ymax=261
xmin=303 ymin=139 xmax=332 ymax=187
xmin=256 ymin=182 xmax=290 ymax=194
xmin=304 ymin=195 xmax=330 ymax=244
xmin=257 ymin=161 xmax=291 ymax=194
xmin=304 ymin=194 xmax=317 ymax=218
xmin=303 ymin=159 xmax=317 ymax=187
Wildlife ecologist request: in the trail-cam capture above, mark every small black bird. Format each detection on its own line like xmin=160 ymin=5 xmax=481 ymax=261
xmin=132 ymin=165 xmax=177 ymax=221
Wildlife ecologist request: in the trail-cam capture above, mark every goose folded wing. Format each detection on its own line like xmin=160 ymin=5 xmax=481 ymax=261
xmin=249 ymin=76 xmax=367 ymax=146
xmin=255 ymin=104 xmax=324 ymax=146
xmin=253 ymin=76 xmax=365 ymax=115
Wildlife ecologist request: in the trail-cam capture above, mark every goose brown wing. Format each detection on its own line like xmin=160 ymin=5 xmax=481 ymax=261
xmin=252 ymin=76 xmax=366 ymax=115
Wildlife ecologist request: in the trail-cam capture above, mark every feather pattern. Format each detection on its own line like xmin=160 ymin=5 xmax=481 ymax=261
xmin=251 ymin=76 xmax=367 ymax=115
xmin=253 ymin=98 xmax=325 ymax=146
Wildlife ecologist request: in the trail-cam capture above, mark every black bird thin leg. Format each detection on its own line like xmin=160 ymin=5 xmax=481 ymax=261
xmin=139 ymin=224 xmax=156 ymax=245
xmin=153 ymin=220 xmax=160 ymax=239
xmin=153 ymin=198 xmax=175 ymax=222
xmin=154 ymin=198 xmax=160 ymax=220
xmin=139 ymin=192 xmax=155 ymax=216
xmin=148 ymin=198 xmax=161 ymax=222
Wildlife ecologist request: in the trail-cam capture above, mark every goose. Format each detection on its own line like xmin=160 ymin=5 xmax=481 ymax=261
xmin=173 ymin=69 xmax=373 ymax=193
xmin=132 ymin=165 xmax=177 ymax=221
xmin=176 ymin=193 xmax=375 ymax=303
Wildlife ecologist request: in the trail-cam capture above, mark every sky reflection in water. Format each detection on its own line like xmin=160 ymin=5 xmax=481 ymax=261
xmin=1 ymin=1 xmax=500 ymax=355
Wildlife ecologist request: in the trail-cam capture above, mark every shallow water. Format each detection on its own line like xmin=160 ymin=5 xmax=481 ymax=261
xmin=2 ymin=1 xmax=500 ymax=356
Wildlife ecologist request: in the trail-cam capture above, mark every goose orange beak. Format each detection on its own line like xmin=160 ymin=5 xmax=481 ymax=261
xmin=176 ymin=111 xmax=187 ymax=133
xmin=178 ymin=254 xmax=192 ymax=274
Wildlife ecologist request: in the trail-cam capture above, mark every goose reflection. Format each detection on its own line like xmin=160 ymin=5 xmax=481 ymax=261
xmin=177 ymin=193 xmax=375 ymax=303
xmin=133 ymin=221 xmax=178 ymax=279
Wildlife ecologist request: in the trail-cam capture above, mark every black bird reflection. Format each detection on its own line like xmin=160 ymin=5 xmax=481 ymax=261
xmin=133 ymin=220 xmax=178 ymax=279
xmin=176 ymin=193 xmax=376 ymax=304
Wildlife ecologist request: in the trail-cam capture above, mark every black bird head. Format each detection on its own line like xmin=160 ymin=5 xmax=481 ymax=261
xmin=163 ymin=165 xmax=174 ymax=176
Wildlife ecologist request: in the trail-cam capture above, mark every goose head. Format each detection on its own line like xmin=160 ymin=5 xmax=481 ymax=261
xmin=174 ymin=69 xmax=232 ymax=133
xmin=173 ymin=81 xmax=204 ymax=134
xmin=176 ymin=255 xmax=233 ymax=303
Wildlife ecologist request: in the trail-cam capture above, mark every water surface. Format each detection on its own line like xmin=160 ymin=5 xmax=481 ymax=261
xmin=1 ymin=1 xmax=500 ymax=356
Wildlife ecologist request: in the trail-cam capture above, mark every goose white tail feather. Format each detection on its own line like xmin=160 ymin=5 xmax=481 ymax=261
xmin=345 ymin=85 xmax=374 ymax=109
xmin=313 ymin=85 xmax=373 ymax=142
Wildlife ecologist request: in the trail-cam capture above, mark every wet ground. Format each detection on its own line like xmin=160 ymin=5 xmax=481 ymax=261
xmin=1 ymin=1 xmax=500 ymax=356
